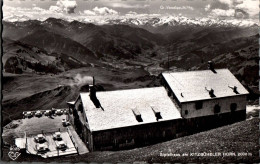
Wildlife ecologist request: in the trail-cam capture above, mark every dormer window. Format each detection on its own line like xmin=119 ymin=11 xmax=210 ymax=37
xmin=151 ymin=106 xmax=162 ymax=121
xmin=132 ymin=108 xmax=143 ymax=122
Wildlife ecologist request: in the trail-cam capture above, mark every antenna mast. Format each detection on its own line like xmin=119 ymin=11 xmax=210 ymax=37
xmin=168 ymin=53 xmax=169 ymax=71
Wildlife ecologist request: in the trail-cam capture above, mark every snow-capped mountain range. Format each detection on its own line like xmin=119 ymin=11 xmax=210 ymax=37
xmin=105 ymin=16 xmax=258 ymax=28
xmin=4 ymin=14 xmax=258 ymax=28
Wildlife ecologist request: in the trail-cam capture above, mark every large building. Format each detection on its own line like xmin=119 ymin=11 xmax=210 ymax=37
xmin=67 ymin=68 xmax=249 ymax=151
xmin=162 ymin=69 xmax=249 ymax=118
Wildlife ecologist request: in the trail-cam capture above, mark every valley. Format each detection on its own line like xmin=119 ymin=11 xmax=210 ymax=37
xmin=2 ymin=0 xmax=260 ymax=161
xmin=2 ymin=17 xmax=259 ymax=127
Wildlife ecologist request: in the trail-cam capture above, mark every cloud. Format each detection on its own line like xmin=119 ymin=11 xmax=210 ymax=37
xmin=3 ymin=5 xmax=64 ymax=22
xmin=208 ymin=1 xmax=230 ymax=10
xmin=127 ymin=11 xmax=138 ymax=15
xmin=49 ymin=6 xmax=63 ymax=13
xmin=125 ymin=11 xmax=139 ymax=17
xmin=32 ymin=7 xmax=45 ymax=11
xmin=93 ymin=7 xmax=118 ymax=15
xmin=235 ymin=8 xmax=249 ymax=19
xmin=235 ymin=0 xmax=258 ymax=18
xmin=51 ymin=0 xmax=77 ymax=14
xmin=83 ymin=10 xmax=96 ymax=16
xmin=205 ymin=4 xmax=211 ymax=12
xmin=82 ymin=7 xmax=119 ymax=16
xmin=210 ymin=9 xmax=235 ymax=17
xmin=3 ymin=5 xmax=119 ymax=23
xmin=207 ymin=0 xmax=258 ymax=19
xmin=109 ymin=3 xmax=149 ymax=9
xmin=218 ymin=0 xmax=233 ymax=7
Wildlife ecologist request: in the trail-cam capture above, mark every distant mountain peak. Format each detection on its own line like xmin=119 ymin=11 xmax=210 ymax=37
xmin=105 ymin=15 xmax=258 ymax=28
xmin=3 ymin=15 xmax=258 ymax=29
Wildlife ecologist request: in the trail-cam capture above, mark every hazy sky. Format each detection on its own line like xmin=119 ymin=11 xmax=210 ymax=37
xmin=3 ymin=0 xmax=259 ymax=21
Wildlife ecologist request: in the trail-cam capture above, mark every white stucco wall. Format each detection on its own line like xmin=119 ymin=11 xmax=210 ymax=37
xmin=181 ymin=95 xmax=247 ymax=118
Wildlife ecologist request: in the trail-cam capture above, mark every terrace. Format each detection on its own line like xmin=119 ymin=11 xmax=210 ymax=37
xmin=5 ymin=108 xmax=89 ymax=158
xmin=25 ymin=131 xmax=77 ymax=158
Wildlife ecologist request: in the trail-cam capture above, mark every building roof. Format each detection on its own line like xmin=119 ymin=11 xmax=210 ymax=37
xmin=80 ymin=87 xmax=181 ymax=132
xmin=162 ymin=69 xmax=249 ymax=103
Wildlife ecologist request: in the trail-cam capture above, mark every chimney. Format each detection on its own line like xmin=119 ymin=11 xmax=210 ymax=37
xmin=229 ymin=85 xmax=239 ymax=94
xmin=233 ymin=86 xmax=237 ymax=93
xmin=89 ymin=86 xmax=102 ymax=108
xmin=208 ymin=61 xmax=213 ymax=69
xmin=209 ymin=89 xmax=214 ymax=97
xmin=205 ymin=87 xmax=216 ymax=98
xmin=93 ymin=76 xmax=95 ymax=86
xmin=89 ymin=86 xmax=96 ymax=99
xmin=208 ymin=61 xmax=216 ymax=73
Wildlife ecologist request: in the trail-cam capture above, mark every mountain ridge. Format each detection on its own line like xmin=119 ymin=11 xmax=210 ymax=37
xmin=3 ymin=15 xmax=258 ymax=30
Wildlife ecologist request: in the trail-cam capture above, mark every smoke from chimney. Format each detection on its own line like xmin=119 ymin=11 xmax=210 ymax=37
xmin=69 ymin=73 xmax=93 ymax=86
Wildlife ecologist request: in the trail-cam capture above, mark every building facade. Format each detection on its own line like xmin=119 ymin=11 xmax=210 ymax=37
xmin=161 ymin=69 xmax=248 ymax=119
xmin=67 ymin=68 xmax=248 ymax=151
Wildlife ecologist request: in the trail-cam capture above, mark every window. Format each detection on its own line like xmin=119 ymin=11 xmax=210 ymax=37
xmin=214 ymin=104 xmax=221 ymax=114
xmin=184 ymin=110 xmax=188 ymax=115
xmin=230 ymin=103 xmax=237 ymax=112
xmin=195 ymin=101 xmax=203 ymax=110
xmin=78 ymin=103 xmax=83 ymax=112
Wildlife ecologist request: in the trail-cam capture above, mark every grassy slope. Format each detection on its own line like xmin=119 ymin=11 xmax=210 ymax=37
xmin=2 ymin=67 xmax=156 ymax=126
xmin=77 ymin=118 xmax=260 ymax=163
xmin=2 ymin=117 xmax=259 ymax=163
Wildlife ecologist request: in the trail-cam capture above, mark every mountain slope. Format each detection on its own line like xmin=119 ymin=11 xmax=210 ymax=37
xmin=19 ymin=29 xmax=97 ymax=64
xmin=2 ymin=20 xmax=43 ymax=40
xmin=3 ymin=19 xmax=167 ymax=60
xmin=2 ymin=18 xmax=258 ymax=75
xmin=72 ymin=24 xmax=165 ymax=59
xmin=2 ymin=38 xmax=87 ymax=74
xmin=191 ymin=39 xmax=259 ymax=103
